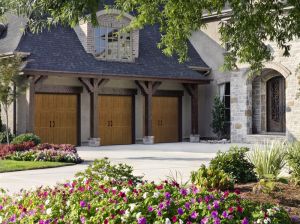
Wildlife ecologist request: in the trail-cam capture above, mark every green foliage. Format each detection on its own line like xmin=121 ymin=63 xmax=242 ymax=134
xmin=2 ymin=0 xmax=300 ymax=72
xmin=0 ymin=54 xmax=27 ymax=144
xmin=286 ymin=142 xmax=300 ymax=185
xmin=0 ymin=130 xmax=14 ymax=144
xmin=0 ymin=159 xmax=292 ymax=223
xmin=12 ymin=133 xmax=41 ymax=145
xmin=210 ymin=146 xmax=257 ymax=183
xmin=247 ymin=142 xmax=287 ymax=180
xmin=76 ymin=158 xmax=143 ymax=185
xmin=190 ymin=164 xmax=234 ymax=191
xmin=211 ymin=96 xmax=226 ymax=139
xmin=252 ymin=179 xmax=278 ymax=194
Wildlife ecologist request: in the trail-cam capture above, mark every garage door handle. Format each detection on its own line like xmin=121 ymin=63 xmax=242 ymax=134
xmin=111 ymin=120 xmax=113 ymax=127
xmin=50 ymin=121 xmax=52 ymax=128
xmin=53 ymin=121 xmax=55 ymax=128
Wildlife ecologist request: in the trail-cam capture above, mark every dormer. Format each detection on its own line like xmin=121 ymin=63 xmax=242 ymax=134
xmin=74 ymin=9 xmax=139 ymax=62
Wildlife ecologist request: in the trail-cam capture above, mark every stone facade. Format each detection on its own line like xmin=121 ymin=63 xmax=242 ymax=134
xmin=191 ymin=20 xmax=300 ymax=143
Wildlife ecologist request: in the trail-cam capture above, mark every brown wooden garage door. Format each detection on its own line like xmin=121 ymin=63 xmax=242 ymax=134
xmin=152 ymin=96 xmax=179 ymax=143
xmin=98 ymin=95 xmax=133 ymax=145
xmin=34 ymin=94 xmax=78 ymax=145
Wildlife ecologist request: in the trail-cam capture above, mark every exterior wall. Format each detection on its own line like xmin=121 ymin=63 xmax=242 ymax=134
xmin=13 ymin=76 xmax=193 ymax=145
xmin=191 ymin=20 xmax=300 ymax=143
xmin=74 ymin=10 xmax=139 ymax=58
xmin=190 ymin=22 xmax=231 ymax=138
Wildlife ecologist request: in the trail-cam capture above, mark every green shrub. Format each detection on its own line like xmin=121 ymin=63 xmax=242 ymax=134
xmin=12 ymin=133 xmax=41 ymax=145
xmin=210 ymin=146 xmax=257 ymax=183
xmin=247 ymin=142 xmax=287 ymax=180
xmin=287 ymin=142 xmax=300 ymax=185
xmin=0 ymin=131 xmax=14 ymax=144
xmin=190 ymin=164 xmax=234 ymax=191
xmin=211 ymin=96 xmax=226 ymax=139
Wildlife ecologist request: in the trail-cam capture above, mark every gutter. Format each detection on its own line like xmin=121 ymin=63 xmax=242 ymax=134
xmin=188 ymin=66 xmax=212 ymax=76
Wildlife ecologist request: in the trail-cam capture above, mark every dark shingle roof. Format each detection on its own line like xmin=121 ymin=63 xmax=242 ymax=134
xmin=0 ymin=13 xmax=27 ymax=53
xmin=17 ymin=25 xmax=209 ymax=81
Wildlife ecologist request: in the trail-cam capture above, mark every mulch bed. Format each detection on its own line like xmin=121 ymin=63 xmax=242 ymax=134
xmin=235 ymin=182 xmax=300 ymax=219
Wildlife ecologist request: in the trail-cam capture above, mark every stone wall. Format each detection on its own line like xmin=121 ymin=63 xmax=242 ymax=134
xmin=192 ymin=20 xmax=300 ymax=143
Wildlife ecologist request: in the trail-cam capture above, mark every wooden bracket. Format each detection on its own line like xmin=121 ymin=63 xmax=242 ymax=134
xmin=183 ymin=83 xmax=198 ymax=97
xmin=79 ymin=78 xmax=109 ymax=93
xmin=135 ymin=81 xmax=162 ymax=95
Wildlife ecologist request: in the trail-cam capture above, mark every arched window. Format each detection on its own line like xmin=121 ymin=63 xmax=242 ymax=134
xmin=94 ymin=27 xmax=132 ymax=61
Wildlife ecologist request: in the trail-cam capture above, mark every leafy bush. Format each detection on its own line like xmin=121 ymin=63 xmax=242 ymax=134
xmin=0 ymin=131 xmax=14 ymax=144
xmin=0 ymin=159 xmax=292 ymax=224
xmin=12 ymin=133 xmax=41 ymax=145
xmin=210 ymin=146 xmax=257 ymax=183
xmin=190 ymin=165 xmax=235 ymax=191
xmin=247 ymin=142 xmax=287 ymax=180
xmin=211 ymin=96 xmax=226 ymax=139
xmin=287 ymin=142 xmax=300 ymax=185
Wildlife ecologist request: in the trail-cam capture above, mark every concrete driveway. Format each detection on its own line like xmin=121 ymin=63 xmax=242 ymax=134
xmin=0 ymin=143 xmax=249 ymax=194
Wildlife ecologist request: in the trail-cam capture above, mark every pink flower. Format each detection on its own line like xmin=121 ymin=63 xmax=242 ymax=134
xmin=201 ymin=217 xmax=209 ymax=224
xmin=172 ymin=216 xmax=177 ymax=222
xmin=241 ymin=217 xmax=249 ymax=224
xmin=80 ymin=201 xmax=87 ymax=208
xmin=190 ymin=211 xmax=198 ymax=219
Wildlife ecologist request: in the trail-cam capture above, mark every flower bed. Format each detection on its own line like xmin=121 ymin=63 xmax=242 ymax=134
xmin=0 ymin=159 xmax=292 ymax=224
xmin=1 ymin=142 xmax=82 ymax=164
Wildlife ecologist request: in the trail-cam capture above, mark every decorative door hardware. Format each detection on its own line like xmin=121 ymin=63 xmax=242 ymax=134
xmin=49 ymin=121 xmax=56 ymax=128
xmin=107 ymin=121 xmax=113 ymax=127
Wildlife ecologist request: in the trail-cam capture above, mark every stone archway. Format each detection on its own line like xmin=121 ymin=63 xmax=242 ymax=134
xmin=252 ymin=69 xmax=286 ymax=134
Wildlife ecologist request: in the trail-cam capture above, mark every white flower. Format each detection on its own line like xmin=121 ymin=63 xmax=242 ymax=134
xmin=165 ymin=218 xmax=171 ymax=224
xmin=153 ymin=192 xmax=160 ymax=198
xmin=122 ymin=188 xmax=130 ymax=194
xmin=66 ymin=200 xmax=70 ymax=207
xmin=46 ymin=208 xmax=52 ymax=215
xmin=136 ymin=212 xmax=141 ymax=219
xmin=129 ymin=203 xmax=136 ymax=211
xmin=257 ymin=219 xmax=262 ymax=224
xmin=112 ymin=187 xmax=117 ymax=191
xmin=143 ymin=192 xmax=148 ymax=199
xmin=45 ymin=199 xmax=50 ymax=205
xmin=264 ymin=218 xmax=271 ymax=223
xmin=104 ymin=176 xmax=110 ymax=181
xmin=179 ymin=220 xmax=183 ymax=224
xmin=124 ymin=209 xmax=130 ymax=217
xmin=0 ymin=216 xmax=2 ymax=223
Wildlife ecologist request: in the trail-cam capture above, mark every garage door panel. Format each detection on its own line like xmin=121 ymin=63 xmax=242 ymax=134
xmin=153 ymin=96 xmax=179 ymax=143
xmin=99 ymin=95 xmax=132 ymax=146
xmin=34 ymin=94 xmax=78 ymax=145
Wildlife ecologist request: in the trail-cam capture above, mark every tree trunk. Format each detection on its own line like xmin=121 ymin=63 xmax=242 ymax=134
xmin=4 ymin=105 xmax=9 ymax=144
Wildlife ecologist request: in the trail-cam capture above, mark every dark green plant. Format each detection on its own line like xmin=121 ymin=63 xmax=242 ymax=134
xmin=210 ymin=146 xmax=257 ymax=183
xmin=211 ymin=96 xmax=226 ymax=139
xmin=190 ymin=165 xmax=234 ymax=191
xmin=12 ymin=133 xmax=41 ymax=145
xmin=0 ymin=130 xmax=14 ymax=144
xmin=287 ymin=142 xmax=300 ymax=185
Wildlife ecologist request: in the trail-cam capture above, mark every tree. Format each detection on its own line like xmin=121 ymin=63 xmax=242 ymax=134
xmin=1 ymin=0 xmax=300 ymax=73
xmin=211 ymin=96 xmax=226 ymax=140
xmin=0 ymin=55 xmax=27 ymax=144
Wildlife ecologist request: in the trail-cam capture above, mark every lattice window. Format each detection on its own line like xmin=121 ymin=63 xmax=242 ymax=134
xmin=271 ymin=79 xmax=280 ymax=122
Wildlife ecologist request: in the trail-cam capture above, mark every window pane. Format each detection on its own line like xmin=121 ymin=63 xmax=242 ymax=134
xmin=225 ymin=96 xmax=230 ymax=108
xmin=119 ymin=32 xmax=131 ymax=60
xmin=94 ymin=27 xmax=107 ymax=59
xmin=106 ymin=28 xmax=119 ymax=60
xmin=225 ymin=82 xmax=230 ymax=95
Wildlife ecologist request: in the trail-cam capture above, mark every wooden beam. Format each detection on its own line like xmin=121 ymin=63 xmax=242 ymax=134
xmin=79 ymin=78 xmax=94 ymax=93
